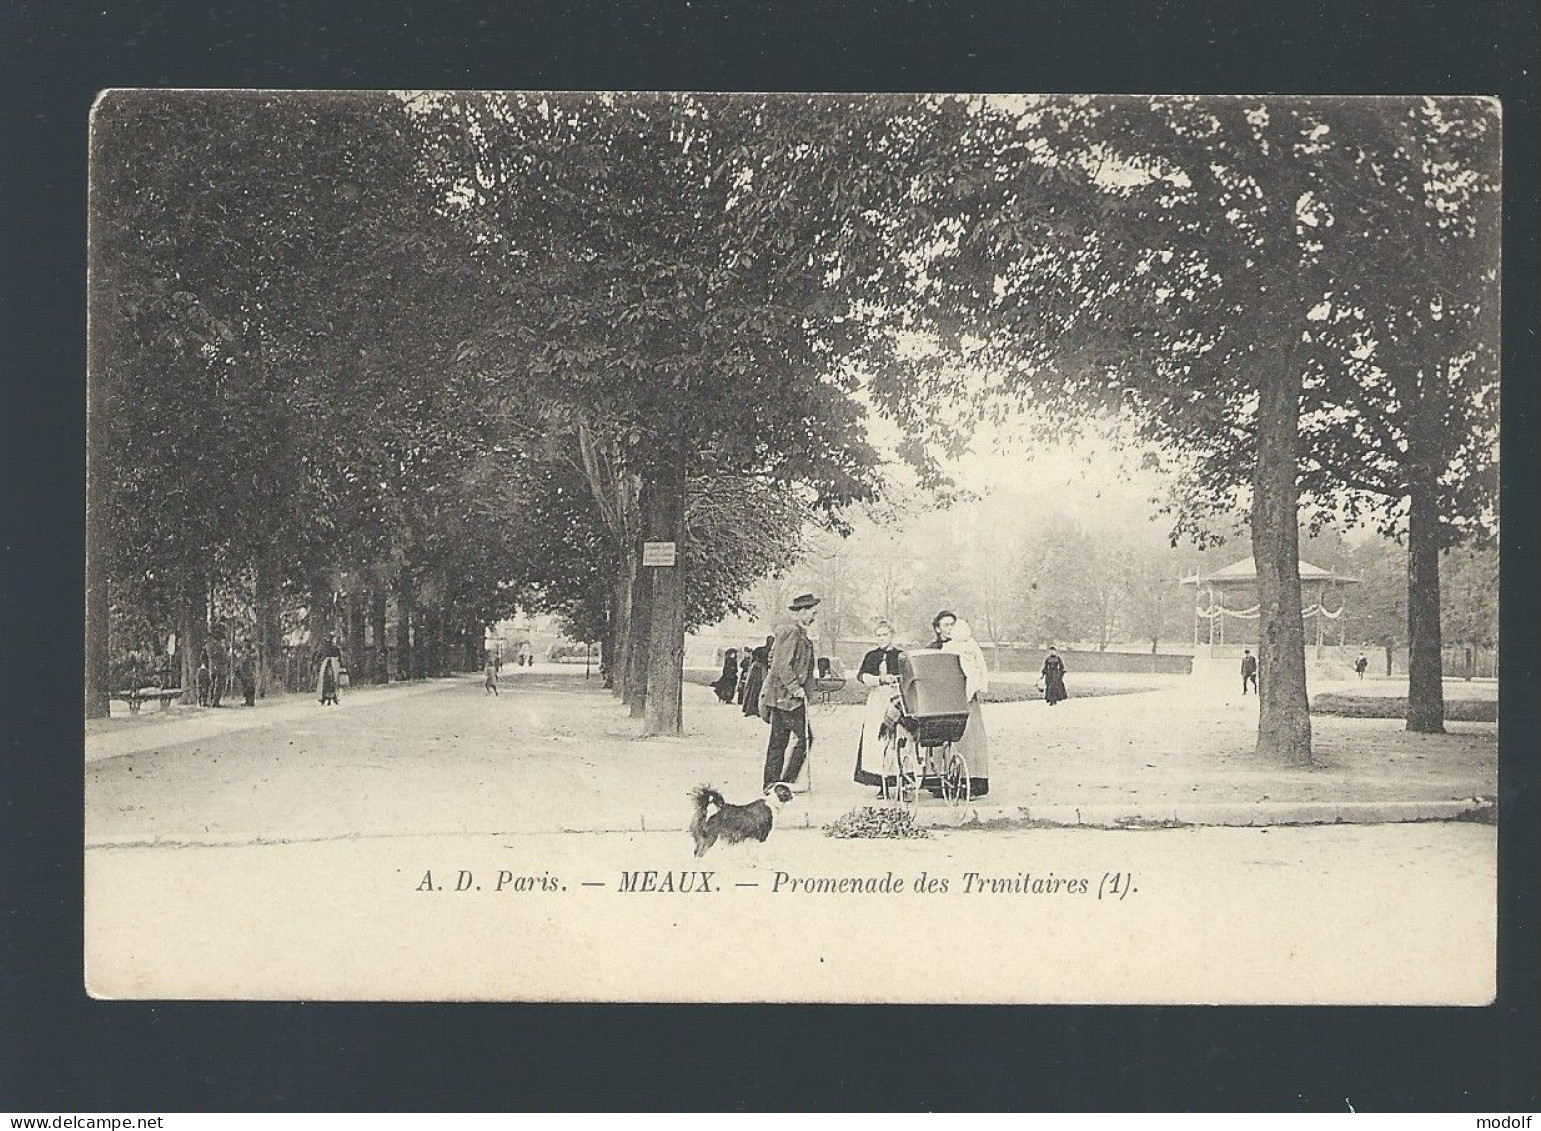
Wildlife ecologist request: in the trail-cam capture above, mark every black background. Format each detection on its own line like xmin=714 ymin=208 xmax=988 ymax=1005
xmin=2 ymin=0 xmax=1537 ymax=1113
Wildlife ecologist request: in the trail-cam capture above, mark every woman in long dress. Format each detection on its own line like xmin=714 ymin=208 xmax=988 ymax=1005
xmin=935 ymin=613 xmax=990 ymax=798
xmin=315 ymin=634 xmax=344 ymax=706
xmin=740 ymin=636 xmax=772 ymax=718
xmin=1042 ymin=646 xmax=1068 ymax=706
xmin=852 ymin=621 xmax=904 ymax=794
xmin=736 ymin=649 xmax=753 ymax=703
xmin=712 ymin=648 xmax=739 ymax=703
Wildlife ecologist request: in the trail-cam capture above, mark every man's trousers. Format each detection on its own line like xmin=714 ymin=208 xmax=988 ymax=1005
xmin=764 ymin=703 xmax=813 ymax=789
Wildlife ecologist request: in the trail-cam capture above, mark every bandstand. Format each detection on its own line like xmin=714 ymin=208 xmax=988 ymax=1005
xmin=1180 ymin=557 xmax=1360 ymax=659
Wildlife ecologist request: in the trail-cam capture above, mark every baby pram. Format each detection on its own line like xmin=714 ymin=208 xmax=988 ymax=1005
xmin=878 ymin=650 xmax=973 ymax=805
xmin=813 ymin=655 xmax=847 ymax=702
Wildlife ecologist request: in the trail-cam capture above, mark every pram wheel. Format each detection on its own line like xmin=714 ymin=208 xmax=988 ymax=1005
xmin=880 ymin=731 xmax=919 ymax=807
xmin=939 ymin=747 xmax=971 ymax=806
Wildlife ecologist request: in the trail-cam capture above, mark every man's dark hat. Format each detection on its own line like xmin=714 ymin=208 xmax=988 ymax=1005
xmin=789 ymin=593 xmax=821 ymax=611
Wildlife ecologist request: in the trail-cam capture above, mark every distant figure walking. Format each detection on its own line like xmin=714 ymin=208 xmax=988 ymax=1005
xmin=763 ymin=594 xmax=819 ymax=790
xmin=1041 ymin=646 xmax=1068 ymax=706
xmin=1241 ymin=649 xmax=1259 ymax=695
xmin=741 ymin=636 xmax=772 ymax=719
xmin=205 ymin=625 xmax=230 ymax=708
xmin=737 ymin=649 xmax=753 ymax=703
xmin=315 ymin=633 xmax=344 ymax=706
xmin=195 ymin=660 xmax=211 ymax=707
xmin=712 ymin=648 xmax=740 ymax=703
xmin=518 ymin=641 xmax=534 ymax=668
xmin=234 ymin=644 xmax=257 ymax=707
xmin=1354 ymin=651 xmax=1369 ymax=681
xmin=484 ymin=647 xmax=501 ymax=696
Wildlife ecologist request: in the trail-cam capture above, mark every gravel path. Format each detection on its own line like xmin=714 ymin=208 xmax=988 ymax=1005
xmin=86 ymin=667 xmax=1497 ymax=845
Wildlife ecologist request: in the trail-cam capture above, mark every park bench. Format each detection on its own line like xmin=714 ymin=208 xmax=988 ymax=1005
xmin=119 ymin=686 xmax=184 ymax=714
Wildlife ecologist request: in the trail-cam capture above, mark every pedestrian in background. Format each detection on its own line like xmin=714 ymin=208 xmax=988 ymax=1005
xmin=712 ymin=648 xmax=740 ymax=703
xmin=741 ymin=635 xmax=772 ymax=720
xmin=315 ymin=633 xmax=344 ymax=706
xmin=1042 ymin=646 xmax=1068 ymax=706
xmin=235 ymin=644 xmax=257 ymax=706
xmin=737 ymin=648 xmax=753 ymax=703
xmin=1241 ymin=649 xmax=1259 ymax=695
xmin=206 ymin=624 xmax=230 ymax=708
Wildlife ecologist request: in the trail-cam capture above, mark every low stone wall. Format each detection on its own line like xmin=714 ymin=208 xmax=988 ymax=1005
xmin=816 ymin=640 xmax=1194 ymax=676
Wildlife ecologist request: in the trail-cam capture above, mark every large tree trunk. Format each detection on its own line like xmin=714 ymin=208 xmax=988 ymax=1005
xmin=624 ymin=480 xmax=656 ymax=717
xmin=465 ymin=614 xmax=481 ymax=671
xmin=308 ymin=575 xmax=333 ymax=647
xmin=410 ymin=603 xmax=427 ymax=680
xmin=1405 ymin=483 xmax=1447 ymax=733
xmin=396 ymin=571 xmax=415 ymax=681
xmin=178 ymin=584 xmax=208 ymax=706
xmin=439 ymin=597 xmax=455 ymax=675
xmin=84 ymin=397 xmax=111 ymax=721
xmin=625 ymin=550 xmax=653 ymax=715
xmin=370 ymin=586 xmax=388 ymax=683
xmin=84 ymin=159 xmax=113 ymax=719
xmin=605 ymin=580 xmax=619 ymax=692
xmin=422 ymin=602 xmax=441 ymax=678
xmin=348 ymin=588 xmax=366 ymax=680
xmin=603 ymin=569 xmax=626 ymax=690
xmin=1251 ymin=365 xmax=1313 ymax=766
xmin=254 ymin=548 xmax=283 ymax=697
xmin=642 ymin=444 xmax=688 ymax=738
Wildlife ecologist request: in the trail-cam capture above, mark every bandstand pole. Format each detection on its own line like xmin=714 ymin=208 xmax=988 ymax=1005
xmin=1208 ymin=583 xmax=1216 ymax=657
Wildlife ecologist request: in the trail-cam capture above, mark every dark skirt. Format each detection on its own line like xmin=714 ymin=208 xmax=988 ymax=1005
xmin=316 ymin=656 xmax=341 ymax=702
xmin=741 ymin=663 xmax=766 ymax=717
xmin=1044 ymin=672 xmax=1068 ymax=704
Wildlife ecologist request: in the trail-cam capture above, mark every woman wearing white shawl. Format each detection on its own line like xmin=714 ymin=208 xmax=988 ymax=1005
xmin=936 ymin=614 xmax=990 ymax=797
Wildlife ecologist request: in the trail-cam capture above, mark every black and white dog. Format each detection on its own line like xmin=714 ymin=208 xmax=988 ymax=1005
xmin=689 ymin=782 xmax=794 ymax=857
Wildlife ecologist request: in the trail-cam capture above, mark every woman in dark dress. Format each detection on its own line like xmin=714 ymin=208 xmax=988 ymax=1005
xmin=736 ymin=649 xmax=753 ymax=703
xmin=853 ymin=621 xmax=904 ymax=791
xmin=740 ymin=636 xmax=773 ymax=718
xmin=1042 ymin=646 xmax=1068 ymax=706
xmin=712 ymin=648 xmax=739 ymax=703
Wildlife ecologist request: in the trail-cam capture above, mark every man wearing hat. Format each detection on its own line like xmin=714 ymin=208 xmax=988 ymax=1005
xmin=763 ymin=593 xmax=820 ymax=789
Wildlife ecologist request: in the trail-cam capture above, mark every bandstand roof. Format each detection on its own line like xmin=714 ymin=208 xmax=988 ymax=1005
xmin=1180 ymin=556 xmax=1360 ymax=587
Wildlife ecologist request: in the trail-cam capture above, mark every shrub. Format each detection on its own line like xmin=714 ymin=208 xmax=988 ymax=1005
xmin=824 ymin=805 xmax=930 ymax=839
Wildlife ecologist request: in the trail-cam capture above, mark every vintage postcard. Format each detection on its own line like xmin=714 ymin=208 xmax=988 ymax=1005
xmin=83 ymin=90 xmax=1499 ymax=1003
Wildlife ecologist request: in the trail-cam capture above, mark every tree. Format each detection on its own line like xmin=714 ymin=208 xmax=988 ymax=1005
xmin=89 ymin=92 xmax=545 ymax=707
xmin=401 ymin=93 xmax=978 ymax=734
xmin=1292 ymin=100 xmax=1500 ymax=730
xmin=868 ymin=96 xmax=1497 ymax=765
xmin=1440 ymin=542 xmax=1499 ymax=679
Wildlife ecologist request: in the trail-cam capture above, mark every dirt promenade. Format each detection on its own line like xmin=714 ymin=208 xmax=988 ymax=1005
xmin=85 ymin=666 xmax=1497 ymax=844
